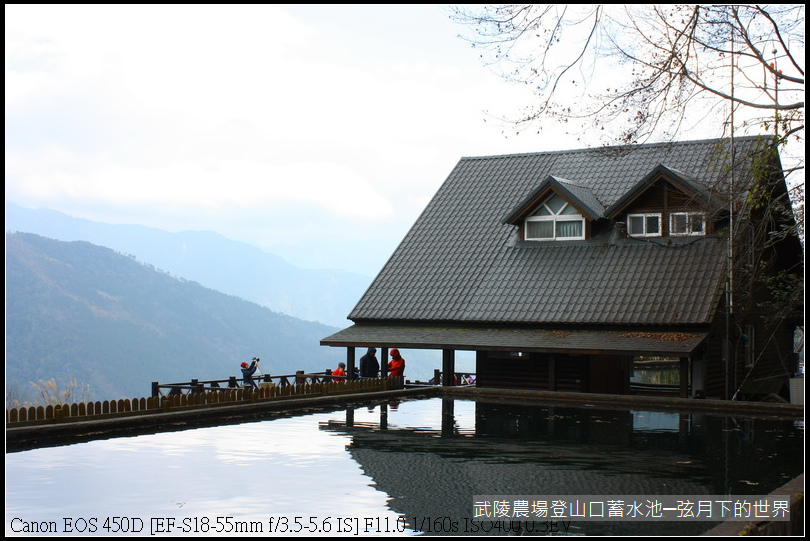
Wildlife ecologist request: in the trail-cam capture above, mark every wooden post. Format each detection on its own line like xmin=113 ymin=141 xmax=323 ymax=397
xmin=680 ymin=357 xmax=689 ymax=398
xmin=346 ymin=347 xmax=356 ymax=380
xmin=476 ymin=350 xmax=485 ymax=387
xmin=433 ymin=369 xmax=441 ymax=385
xmin=381 ymin=348 xmax=389 ymax=377
xmin=152 ymin=382 xmax=159 ymax=397
xmin=442 ymin=349 xmax=455 ymax=386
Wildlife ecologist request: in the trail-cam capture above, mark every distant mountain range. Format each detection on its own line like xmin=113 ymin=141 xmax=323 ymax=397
xmin=5 ymin=202 xmax=371 ymax=328
xmin=5 ymin=203 xmax=453 ymax=402
xmin=6 ymin=232 xmax=346 ymax=402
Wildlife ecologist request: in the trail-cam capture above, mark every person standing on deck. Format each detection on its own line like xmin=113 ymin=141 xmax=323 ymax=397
xmin=359 ymin=347 xmax=380 ymax=378
xmin=241 ymin=358 xmax=260 ymax=388
xmin=387 ymin=348 xmax=405 ymax=379
xmin=332 ymin=362 xmax=347 ymax=383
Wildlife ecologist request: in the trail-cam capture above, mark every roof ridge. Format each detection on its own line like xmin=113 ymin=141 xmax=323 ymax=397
xmin=459 ymin=135 xmax=773 ymax=161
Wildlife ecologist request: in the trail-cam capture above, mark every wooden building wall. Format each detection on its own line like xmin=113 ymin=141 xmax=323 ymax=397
xmin=701 ymin=300 xmax=798 ymax=401
xmin=476 ymin=351 xmax=628 ymax=394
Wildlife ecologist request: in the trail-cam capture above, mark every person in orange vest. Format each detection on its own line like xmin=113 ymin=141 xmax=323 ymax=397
xmin=332 ymin=362 xmax=347 ymax=383
xmin=387 ymin=348 xmax=405 ymax=379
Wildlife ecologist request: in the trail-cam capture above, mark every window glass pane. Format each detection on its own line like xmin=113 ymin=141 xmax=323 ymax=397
xmin=545 ymin=194 xmax=566 ymax=214
xmin=689 ymin=214 xmax=705 ymax=233
xmin=629 ymin=216 xmax=645 ymax=235
xmin=646 ymin=215 xmax=660 ymax=235
xmin=556 ymin=220 xmax=583 ymax=238
xmin=560 ymin=204 xmax=579 ymax=215
xmin=532 ymin=206 xmax=552 ymax=216
xmin=527 ymin=220 xmax=553 ymax=239
xmin=671 ymin=214 xmax=687 ymax=234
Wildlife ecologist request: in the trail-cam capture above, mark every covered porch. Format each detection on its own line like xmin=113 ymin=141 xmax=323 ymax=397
xmin=320 ymin=325 xmax=710 ymax=398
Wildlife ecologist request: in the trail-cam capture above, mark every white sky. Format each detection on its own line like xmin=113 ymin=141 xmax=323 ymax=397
xmin=5 ymin=4 xmax=802 ymax=276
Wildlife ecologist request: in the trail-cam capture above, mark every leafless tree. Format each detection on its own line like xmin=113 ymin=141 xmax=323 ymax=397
xmin=449 ymin=5 xmax=803 ymax=146
xmin=451 ymin=5 xmax=804 ymax=382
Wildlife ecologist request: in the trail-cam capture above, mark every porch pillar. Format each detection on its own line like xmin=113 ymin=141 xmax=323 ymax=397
xmin=475 ymin=351 xmax=486 ymax=387
xmin=346 ymin=347 xmax=356 ymax=380
xmin=442 ymin=349 xmax=455 ymax=386
xmin=679 ymin=357 xmax=689 ymax=398
xmin=380 ymin=347 xmax=389 ymax=377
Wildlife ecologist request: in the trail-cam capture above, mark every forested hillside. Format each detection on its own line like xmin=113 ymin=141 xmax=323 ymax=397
xmin=5 ymin=202 xmax=371 ymax=328
xmin=6 ymin=232 xmax=344 ymax=403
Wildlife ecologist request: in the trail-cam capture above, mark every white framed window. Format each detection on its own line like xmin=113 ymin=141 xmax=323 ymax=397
xmin=670 ymin=212 xmax=706 ymax=236
xmin=627 ymin=213 xmax=662 ymax=237
xmin=525 ymin=194 xmax=585 ymax=241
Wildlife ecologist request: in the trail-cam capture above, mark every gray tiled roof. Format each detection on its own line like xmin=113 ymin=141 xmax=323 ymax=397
xmin=349 ymin=136 xmax=773 ymax=326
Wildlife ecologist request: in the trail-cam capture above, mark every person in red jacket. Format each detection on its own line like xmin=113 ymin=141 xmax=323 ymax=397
xmin=387 ymin=348 xmax=406 ymax=379
xmin=332 ymin=362 xmax=347 ymax=383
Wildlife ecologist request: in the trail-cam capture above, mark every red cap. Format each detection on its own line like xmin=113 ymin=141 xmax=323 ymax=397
xmin=241 ymin=362 xmax=248 ymax=368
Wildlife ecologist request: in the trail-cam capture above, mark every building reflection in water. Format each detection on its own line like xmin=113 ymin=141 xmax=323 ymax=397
xmin=321 ymin=397 xmax=803 ymax=536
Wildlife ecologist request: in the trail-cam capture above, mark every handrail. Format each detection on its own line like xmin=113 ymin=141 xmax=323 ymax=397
xmin=151 ymin=371 xmax=349 ymax=397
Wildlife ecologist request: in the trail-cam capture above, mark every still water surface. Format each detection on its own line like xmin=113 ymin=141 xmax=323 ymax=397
xmin=5 ymin=397 xmax=803 ymax=536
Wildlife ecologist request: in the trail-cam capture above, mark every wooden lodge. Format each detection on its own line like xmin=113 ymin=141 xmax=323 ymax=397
xmin=321 ymin=137 xmax=803 ymax=401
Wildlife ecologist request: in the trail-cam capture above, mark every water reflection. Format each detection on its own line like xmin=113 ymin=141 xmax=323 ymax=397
xmin=5 ymin=397 xmax=803 ymax=537
xmin=326 ymin=398 xmax=803 ymax=536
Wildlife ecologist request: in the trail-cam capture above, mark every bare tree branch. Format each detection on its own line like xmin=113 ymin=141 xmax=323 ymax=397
xmin=449 ymin=4 xmax=804 ymax=145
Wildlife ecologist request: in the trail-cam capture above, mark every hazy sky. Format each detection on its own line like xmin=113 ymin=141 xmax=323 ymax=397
xmin=5 ymin=4 xmax=800 ymax=277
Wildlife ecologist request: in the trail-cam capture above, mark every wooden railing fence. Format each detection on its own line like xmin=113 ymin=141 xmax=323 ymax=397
xmin=151 ymin=370 xmax=348 ymax=397
xmin=6 ymin=377 xmax=403 ymax=426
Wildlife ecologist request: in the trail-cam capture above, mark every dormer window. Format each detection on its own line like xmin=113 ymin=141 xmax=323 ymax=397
xmin=627 ymin=213 xmax=662 ymax=237
xmin=670 ymin=212 xmax=706 ymax=236
xmin=525 ymin=194 xmax=585 ymax=241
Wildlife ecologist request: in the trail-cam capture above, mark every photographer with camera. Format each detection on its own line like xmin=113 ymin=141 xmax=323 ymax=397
xmin=240 ymin=357 xmax=261 ymax=389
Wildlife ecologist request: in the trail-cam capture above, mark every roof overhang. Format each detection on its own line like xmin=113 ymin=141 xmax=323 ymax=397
xmin=321 ymin=325 xmax=709 ymax=357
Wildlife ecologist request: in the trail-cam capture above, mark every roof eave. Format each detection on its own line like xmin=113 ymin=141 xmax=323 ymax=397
xmin=321 ymin=324 xmax=710 ymax=357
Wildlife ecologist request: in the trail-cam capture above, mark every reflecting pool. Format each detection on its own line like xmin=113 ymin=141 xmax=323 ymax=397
xmin=5 ymin=397 xmax=804 ymax=536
